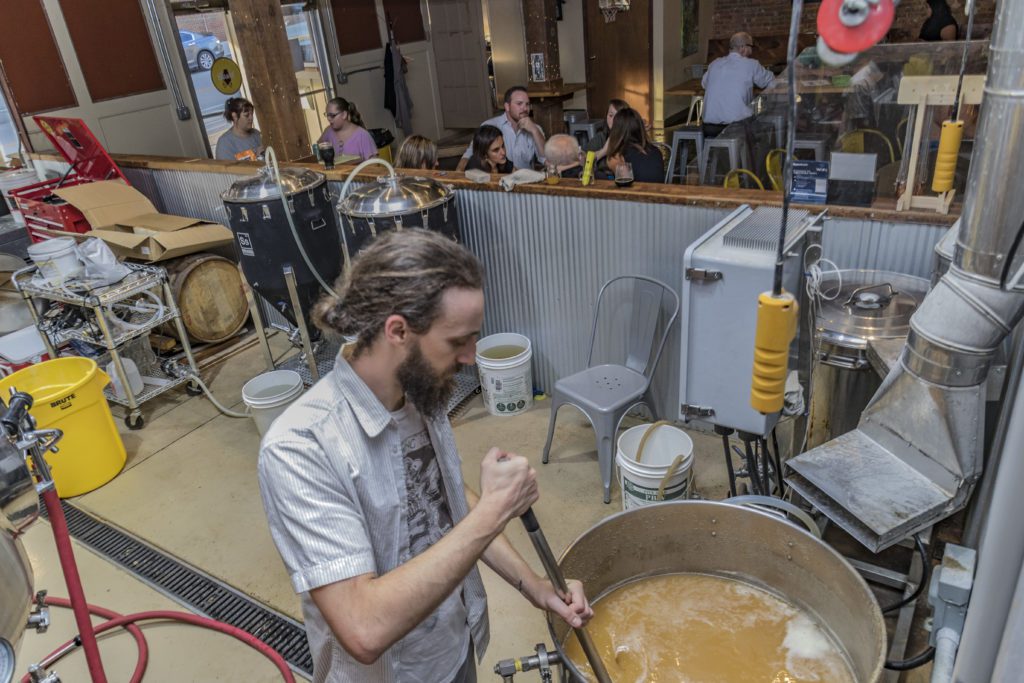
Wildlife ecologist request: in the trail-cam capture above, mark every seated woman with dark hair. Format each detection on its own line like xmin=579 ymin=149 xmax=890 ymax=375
xmin=396 ymin=135 xmax=438 ymax=170
xmin=215 ymin=97 xmax=263 ymax=161
xmin=465 ymin=125 xmax=514 ymax=174
xmin=318 ymin=97 xmax=377 ymax=161
xmin=606 ymin=108 xmax=664 ymax=184
xmin=920 ymin=0 xmax=959 ymax=41
xmin=585 ymin=98 xmax=630 ymax=161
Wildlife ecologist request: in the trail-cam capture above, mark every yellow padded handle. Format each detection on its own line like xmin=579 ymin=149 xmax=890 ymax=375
xmin=932 ymin=120 xmax=963 ymax=193
xmin=751 ymin=291 xmax=798 ymax=414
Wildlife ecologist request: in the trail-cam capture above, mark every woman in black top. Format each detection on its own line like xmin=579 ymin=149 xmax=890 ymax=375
xmin=465 ymin=125 xmax=514 ymax=174
xmin=920 ymin=0 xmax=959 ymax=41
xmin=606 ymin=108 xmax=665 ymax=184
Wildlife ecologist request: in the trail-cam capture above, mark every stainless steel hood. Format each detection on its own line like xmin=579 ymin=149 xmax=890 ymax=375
xmin=787 ymin=0 xmax=1024 ymax=552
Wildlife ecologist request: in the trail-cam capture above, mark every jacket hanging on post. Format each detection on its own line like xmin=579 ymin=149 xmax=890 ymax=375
xmin=384 ymin=41 xmax=414 ymax=135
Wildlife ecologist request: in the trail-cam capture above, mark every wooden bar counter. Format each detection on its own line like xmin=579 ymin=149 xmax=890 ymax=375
xmin=81 ymin=153 xmax=958 ymax=226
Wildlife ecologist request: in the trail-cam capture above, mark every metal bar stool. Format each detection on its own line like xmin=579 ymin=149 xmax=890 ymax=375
xmin=665 ymin=128 xmax=705 ymax=184
xmin=794 ymin=134 xmax=829 ymax=161
xmin=757 ymin=113 xmax=784 ymax=148
xmin=700 ymin=134 xmax=752 ymax=185
xmin=568 ymin=120 xmax=602 ymax=147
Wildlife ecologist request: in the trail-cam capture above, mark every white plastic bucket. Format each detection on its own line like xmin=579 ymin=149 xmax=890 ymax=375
xmin=242 ymin=370 xmax=304 ymax=437
xmin=616 ymin=423 xmax=694 ymax=510
xmin=475 ymin=332 xmax=533 ymax=417
xmin=0 ymin=168 xmax=36 ymax=227
xmin=27 ymin=237 xmax=83 ymax=284
xmin=106 ymin=358 xmax=144 ymax=400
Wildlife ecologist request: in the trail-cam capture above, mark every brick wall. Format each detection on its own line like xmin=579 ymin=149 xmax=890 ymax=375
xmin=176 ymin=15 xmax=229 ymax=42
xmin=711 ymin=0 xmax=997 ymax=44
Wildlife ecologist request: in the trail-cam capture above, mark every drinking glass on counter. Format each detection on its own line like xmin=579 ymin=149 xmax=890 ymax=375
xmin=318 ymin=141 xmax=335 ymax=170
xmin=614 ymin=162 xmax=634 ymax=187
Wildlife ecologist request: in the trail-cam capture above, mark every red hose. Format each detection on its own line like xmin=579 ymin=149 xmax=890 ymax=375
xmin=41 ymin=489 xmax=108 ymax=682
xmin=24 ymin=598 xmax=295 ymax=683
xmin=20 ymin=596 xmax=148 ymax=683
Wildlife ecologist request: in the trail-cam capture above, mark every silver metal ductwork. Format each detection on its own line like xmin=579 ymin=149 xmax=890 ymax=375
xmin=788 ymin=0 xmax=1024 ymax=552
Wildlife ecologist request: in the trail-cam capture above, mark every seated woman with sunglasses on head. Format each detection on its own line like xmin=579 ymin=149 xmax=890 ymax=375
xmin=318 ymin=97 xmax=377 ymax=161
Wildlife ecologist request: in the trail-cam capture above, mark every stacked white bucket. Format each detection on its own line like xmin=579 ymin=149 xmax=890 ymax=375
xmin=475 ymin=333 xmax=533 ymax=417
xmin=0 ymin=168 xmax=37 ymax=226
xmin=616 ymin=422 xmax=694 ymax=510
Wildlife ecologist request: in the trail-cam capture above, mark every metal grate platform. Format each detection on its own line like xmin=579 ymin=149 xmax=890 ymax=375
xmin=722 ymin=206 xmax=810 ymax=252
xmin=40 ymin=501 xmax=313 ymax=677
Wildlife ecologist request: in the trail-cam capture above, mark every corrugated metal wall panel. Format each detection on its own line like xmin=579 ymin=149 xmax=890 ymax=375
xmin=823 ymin=216 xmax=947 ymax=279
xmin=458 ymin=190 xmax=729 ymax=417
xmin=127 ymin=167 xmax=947 ymax=416
xmin=151 ymin=170 xmax=238 ymax=224
xmin=120 ymin=167 xmax=165 ymax=212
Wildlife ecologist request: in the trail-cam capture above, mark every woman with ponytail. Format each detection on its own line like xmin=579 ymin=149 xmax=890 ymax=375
xmin=318 ymin=97 xmax=377 ymax=161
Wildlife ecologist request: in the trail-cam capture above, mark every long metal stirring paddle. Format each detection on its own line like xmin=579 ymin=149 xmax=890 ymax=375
xmin=520 ymin=508 xmax=613 ymax=683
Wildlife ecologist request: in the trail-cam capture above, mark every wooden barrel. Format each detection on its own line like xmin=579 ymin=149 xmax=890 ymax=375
xmin=162 ymin=253 xmax=248 ymax=344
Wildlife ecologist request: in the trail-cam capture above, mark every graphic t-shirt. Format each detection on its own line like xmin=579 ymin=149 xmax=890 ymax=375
xmin=391 ymin=400 xmax=470 ymax=682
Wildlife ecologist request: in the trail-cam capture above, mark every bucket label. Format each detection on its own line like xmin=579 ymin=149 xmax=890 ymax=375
xmin=482 ymin=373 xmax=530 ymax=414
xmin=622 ymin=477 xmax=689 ymax=510
xmin=50 ymin=393 xmax=76 ymax=411
xmin=237 ymin=232 xmax=255 ymax=257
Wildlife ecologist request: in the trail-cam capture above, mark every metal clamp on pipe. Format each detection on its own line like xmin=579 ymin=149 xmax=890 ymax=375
xmin=493 ymin=643 xmax=561 ymax=683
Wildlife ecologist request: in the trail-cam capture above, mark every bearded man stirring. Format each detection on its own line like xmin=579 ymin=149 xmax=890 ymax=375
xmin=258 ymin=230 xmax=592 ymax=683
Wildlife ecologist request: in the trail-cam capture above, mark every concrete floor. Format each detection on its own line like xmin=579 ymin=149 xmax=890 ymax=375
xmin=14 ymin=334 xmax=929 ymax=682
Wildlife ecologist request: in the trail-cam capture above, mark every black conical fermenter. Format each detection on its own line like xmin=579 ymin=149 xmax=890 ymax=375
xmin=221 ymin=167 xmax=342 ymax=329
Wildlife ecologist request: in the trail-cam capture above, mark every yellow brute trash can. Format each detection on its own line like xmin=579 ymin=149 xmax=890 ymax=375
xmin=0 ymin=357 xmax=126 ymax=497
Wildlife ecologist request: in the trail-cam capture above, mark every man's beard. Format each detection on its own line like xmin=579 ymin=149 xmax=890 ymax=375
xmin=397 ymin=341 xmax=459 ymax=418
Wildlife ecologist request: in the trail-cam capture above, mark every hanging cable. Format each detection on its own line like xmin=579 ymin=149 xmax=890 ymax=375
xmin=881 ymin=534 xmax=931 ymax=614
xmin=952 ymin=0 xmax=978 ymax=120
xmin=749 ymin=0 xmax=803 ymax=417
xmin=932 ymin=0 xmax=977 ymax=193
xmin=264 ymin=146 xmax=338 ymax=298
xmin=774 ymin=0 xmax=803 ymax=297
xmin=885 ymin=646 xmax=936 ymax=671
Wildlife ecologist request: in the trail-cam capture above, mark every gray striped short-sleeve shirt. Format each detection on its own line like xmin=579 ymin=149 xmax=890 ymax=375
xmin=258 ymin=353 xmax=489 ymax=683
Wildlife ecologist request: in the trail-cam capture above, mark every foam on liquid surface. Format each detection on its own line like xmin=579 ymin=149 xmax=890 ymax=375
xmin=564 ymin=573 xmax=855 ymax=683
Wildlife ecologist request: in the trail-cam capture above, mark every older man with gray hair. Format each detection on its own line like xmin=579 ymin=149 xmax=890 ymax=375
xmin=701 ymin=31 xmax=775 ymax=139
xmin=543 ymin=133 xmax=585 ymax=179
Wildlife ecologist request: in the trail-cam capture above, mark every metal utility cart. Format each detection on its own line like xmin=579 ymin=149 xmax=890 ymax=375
xmin=13 ymin=262 xmax=201 ymax=430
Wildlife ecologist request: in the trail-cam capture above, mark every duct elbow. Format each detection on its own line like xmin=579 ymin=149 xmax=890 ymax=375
xmin=903 ymin=266 xmax=1024 ymax=386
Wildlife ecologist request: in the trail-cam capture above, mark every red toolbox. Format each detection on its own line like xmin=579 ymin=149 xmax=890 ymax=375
xmin=13 ymin=116 xmax=129 ymax=243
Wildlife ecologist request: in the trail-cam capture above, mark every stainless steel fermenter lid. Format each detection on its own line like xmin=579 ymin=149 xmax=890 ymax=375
xmin=816 ymin=270 xmax=930 ymax=349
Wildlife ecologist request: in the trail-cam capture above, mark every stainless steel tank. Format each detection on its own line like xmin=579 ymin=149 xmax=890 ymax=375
xmin=806 ymin=270 xmax=929 ymax=449
xmin=1 ymin=438 xmax=36 ymax=682
xmin=221 ymin=167 xmax=343 ymax=330
xmin=546 ymin=501 xmax=886 ymax=682
xmin=337 ymin=174 xmax=460 ymax=268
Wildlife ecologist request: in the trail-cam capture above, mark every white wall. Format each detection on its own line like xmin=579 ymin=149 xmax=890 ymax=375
xmin=557 ymin=0 xmax=588 ymax=112
xmin=323 ymin=0 xmax=459 ymax=143
xmin=486 ymin=0 xmax=528 ymax=107
xmin=25 ymin=0 xmax=207 ymax=158
xmin=659 ymin=0 xmax=714 ymax=127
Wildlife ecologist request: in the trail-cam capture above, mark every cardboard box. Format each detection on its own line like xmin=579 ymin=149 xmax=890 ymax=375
xmin=52 ymin=180 xmax=232 ymax=262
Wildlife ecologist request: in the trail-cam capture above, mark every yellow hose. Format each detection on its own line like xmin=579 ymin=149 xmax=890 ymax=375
xmin=931 ymin=120 xmax=963 ymax=193
xmin=634 ymin=421 xmax=690 ymax=500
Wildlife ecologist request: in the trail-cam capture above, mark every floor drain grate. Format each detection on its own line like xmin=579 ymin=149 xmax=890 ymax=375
xmin=40 ymin=501 xmax=313 ymax=678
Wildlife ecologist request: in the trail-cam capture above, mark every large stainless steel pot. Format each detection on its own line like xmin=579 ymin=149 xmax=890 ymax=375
xmin=1 ymin=439 xmax=35 ymax=682
xmin=546 ymin=501 xmax=886 ymax=682
xmin=807 ymin=270 xmax=928 ymax=449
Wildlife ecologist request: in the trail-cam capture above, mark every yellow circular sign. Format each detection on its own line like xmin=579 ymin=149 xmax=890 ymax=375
xmin=211 ymin=58 xmax=242 ymax=95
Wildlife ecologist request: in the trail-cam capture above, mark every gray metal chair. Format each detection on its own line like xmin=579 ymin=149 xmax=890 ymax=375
xmin=541 ymin=276 xmax=681 ymax=503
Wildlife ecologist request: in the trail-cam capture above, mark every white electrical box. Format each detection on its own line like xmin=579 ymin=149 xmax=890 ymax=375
xmin=679 ymin=205 xmax=822 ymax=435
